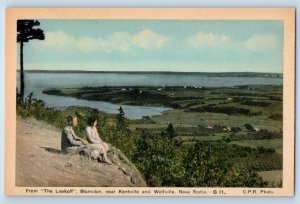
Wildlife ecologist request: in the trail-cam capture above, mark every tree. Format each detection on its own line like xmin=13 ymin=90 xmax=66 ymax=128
xmin=134 ymin=129 xmax=184 ymax=187
xmin=182 ymin=141 xmax=230 ymax=187
xmin=17 ymin=20 xmax=45 ymax=102
xmin=116 ymin=106 xmax=127 ymax=129
xmin=161 ymin=123 xmax=176 ymax=139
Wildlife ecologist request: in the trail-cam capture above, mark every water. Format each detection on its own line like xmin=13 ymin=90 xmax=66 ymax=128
xmin=18 ymin=72 xmax=282 ymax=119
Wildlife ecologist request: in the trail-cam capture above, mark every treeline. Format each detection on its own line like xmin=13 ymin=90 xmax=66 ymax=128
xmin=187 ymin=104 xmax=262 ymax=116
xmin=136 ymin=124 xmax=234 ymax=136
xmin=240 ymin=100 xmax=270 ymax=107
xmin=231 ymin=97 xmax=271 ymax=107
xmin=224 ymin=130 xmax=282 ymax=141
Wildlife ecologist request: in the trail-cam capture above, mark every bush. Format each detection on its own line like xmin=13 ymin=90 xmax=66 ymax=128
xmin=17 ymin=93 xmax=65 ymax=129
xmin=269 ymin=113 xmax=282 ymax=121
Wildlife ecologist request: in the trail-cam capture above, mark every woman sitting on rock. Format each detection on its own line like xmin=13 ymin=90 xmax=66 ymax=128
xmin=85 ymin=115 xmax=112 ymax=165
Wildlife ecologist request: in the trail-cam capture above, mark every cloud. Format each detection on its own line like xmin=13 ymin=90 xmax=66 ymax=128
xmin=76 ymin=36 xmax=100 ymax=51
xmin=245 ymin=34 xmax=278 ymax=51
xmin=132 ymin=29 xmax=168 ymax=49
xmin=186 ymin=32 xmax=278 ymax=52
xmin=108 ymin=32 xmax=133 ymax=52
xmin=187 ymin=32 xmax=231 ymax=48
xmin=30 ymin=29 xmax=168 ymax=53
xmin=31 ymin=31 xmax=74 ymax=49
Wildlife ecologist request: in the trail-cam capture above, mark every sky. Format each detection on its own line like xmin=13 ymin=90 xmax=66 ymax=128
xmin=17 ymin=19 xmax=283 ymax=73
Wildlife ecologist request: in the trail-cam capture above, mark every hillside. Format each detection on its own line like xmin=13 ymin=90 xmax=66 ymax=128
xmin=16 ymin=117 xmax=146 ymax=187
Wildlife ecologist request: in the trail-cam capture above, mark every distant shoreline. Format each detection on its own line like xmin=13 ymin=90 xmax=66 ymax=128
xmin=17 ymin=70 xmax=283 ymax=78
xmin=43 ymin=85 xmax=283 ymax=112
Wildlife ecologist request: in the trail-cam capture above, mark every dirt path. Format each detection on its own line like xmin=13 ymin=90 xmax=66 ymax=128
xmin=16 ymin=118 xmax=146 ymax=187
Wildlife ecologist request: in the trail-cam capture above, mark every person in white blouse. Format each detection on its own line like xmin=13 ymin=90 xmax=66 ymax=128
xmin=85 ymin=115 xmax=112 ymax=165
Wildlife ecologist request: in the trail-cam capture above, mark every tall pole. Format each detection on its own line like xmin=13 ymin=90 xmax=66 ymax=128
xmin=20 ymin=41 xmax=24 ymax=102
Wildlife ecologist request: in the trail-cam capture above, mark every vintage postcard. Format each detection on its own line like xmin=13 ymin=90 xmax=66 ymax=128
xmin=5 ymin=8 xmax=295 ymax=196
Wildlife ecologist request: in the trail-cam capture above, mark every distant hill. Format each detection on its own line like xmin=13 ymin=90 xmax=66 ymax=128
xmin=18 ymin=70 xmax=283 ymax=78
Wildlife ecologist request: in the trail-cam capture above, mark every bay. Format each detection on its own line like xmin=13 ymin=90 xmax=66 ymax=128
xmin=17 ymin=72 xmax=283 ymax=119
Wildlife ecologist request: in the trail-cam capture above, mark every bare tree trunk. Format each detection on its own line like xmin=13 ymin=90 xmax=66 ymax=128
xmin=20 ymin=41 xmax=24 ymax=102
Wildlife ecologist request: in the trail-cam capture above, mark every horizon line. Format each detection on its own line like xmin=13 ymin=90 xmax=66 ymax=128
xmin=17 ymin=70 xmax=283 ymax=75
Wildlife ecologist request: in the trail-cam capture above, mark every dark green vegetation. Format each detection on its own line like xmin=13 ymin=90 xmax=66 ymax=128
xmin=43 ymin=85 xmax=282 ymax=117
xmin=19 ymin=84 xmax=283 ymax=187
xmin=43 ymin=86 xmax=201 ymax=108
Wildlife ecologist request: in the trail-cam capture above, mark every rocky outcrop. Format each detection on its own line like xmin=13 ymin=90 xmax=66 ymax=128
xmin=16 ymin=117 xmax=146 ymax=187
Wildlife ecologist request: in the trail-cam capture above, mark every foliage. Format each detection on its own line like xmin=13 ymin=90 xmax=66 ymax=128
xmin=269 ymin=113 xmax=282 ymax=121
xmin=225 ymin=130 xmax=282 ymax=141
xmin=17 ymin=20 xmax=45 ymax=43
xmin=188 ymin=104 xmax=262 ymax=116
xmin=161 ymin=123 xmax=176 ymax=139
xmin=240 ymin=100 xmax=270 ymax=107
xmin=116 ymin=106 xmax=127 ymax=130
xmin=224 ymin=168 xmax=267 ymax=187
xmin=182 ymin=141 xmax=270 ymax=187
xmin=17 ymin=93 xmax=65 ymax=129
xmin=133 ymin=128 xmax=271 ymax=187
xmin=133 ymin=129 xmax=184 ymax=186
xmin=181 ymin=140 xmax=231 ymax=186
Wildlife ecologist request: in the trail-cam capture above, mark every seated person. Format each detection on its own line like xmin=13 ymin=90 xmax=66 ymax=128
xmin=85 ymin=115 xmax=112 ymax=164
xmin=61 ymin=115 xmax=112 ymax=165
xmin=61 ymin=115 xmax=84 ymax=154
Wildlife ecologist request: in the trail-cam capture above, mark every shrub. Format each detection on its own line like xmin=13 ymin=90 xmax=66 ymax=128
xmin=269 ymin=113 xmax=282 ymax=121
